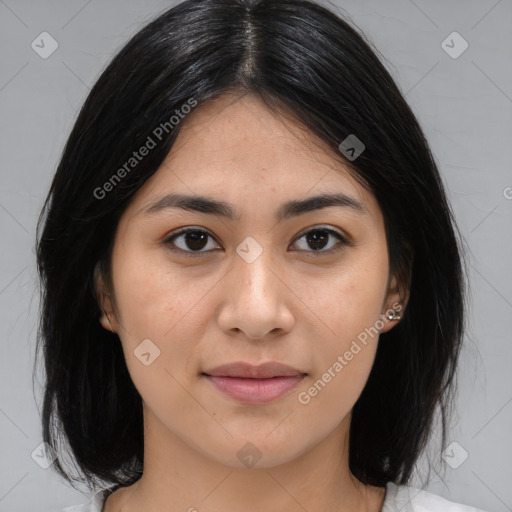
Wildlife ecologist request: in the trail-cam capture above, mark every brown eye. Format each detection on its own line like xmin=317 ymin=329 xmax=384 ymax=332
xmin=290 ymin=226 xmax=349 ymax=255
xmin=164 ymin=228 xmax=220 ymax=257
xmin=163 ymin=225 xmax=350 ymax=258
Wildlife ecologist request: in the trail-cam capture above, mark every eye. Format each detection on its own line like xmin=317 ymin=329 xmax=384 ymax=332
xmin=163 ymin=227 xmax=221 ymax=257
xmin=162 ymin=225 xmax=350 ymax=258
xmin=290 ymin=225 xmax=350 ymax=255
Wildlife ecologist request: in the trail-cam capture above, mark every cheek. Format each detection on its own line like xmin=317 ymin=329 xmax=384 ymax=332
xmin=295 ymin=249 xmax=389 ymax=343
xmin=111 ymin=245 xmax=208 ymax=378
xmin=110 ymin=250 xmax=198 ymax=417
xmin=112 ymin=244 xmax=192 ymax=335
xmin=294 ymin=287 xmax=384 ymax=430
xmin=294 ymin=247 xmax=389 ymax=404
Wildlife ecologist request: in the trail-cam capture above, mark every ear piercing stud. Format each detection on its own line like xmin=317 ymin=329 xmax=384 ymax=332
xmin=386 ymin=309 xmax=401 ymax=321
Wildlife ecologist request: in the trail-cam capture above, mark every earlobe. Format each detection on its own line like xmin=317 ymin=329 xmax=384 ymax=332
xmin=379 ymin=304 xmax=402 ymax=334
xmin=380 ymin=274 xmax=409 ymax=334
xmin=94 ymin=263 xmax=117 ymax=333
xmin=99 ymin=309 xmax=116 ymax=333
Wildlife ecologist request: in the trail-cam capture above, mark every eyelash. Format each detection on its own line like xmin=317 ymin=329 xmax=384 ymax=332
xmin=162 ymin=225 xmax=351 ymax=258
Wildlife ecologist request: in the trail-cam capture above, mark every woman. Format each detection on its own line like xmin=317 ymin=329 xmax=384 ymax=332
xmin=35 ymin=0 xmax=488 ymax=511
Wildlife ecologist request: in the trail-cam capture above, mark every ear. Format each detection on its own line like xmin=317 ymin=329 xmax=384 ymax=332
xmin=379 ymin=273 xmax=409 ymax=334
xmin=93 ymin=262 xmax=118 ymax=333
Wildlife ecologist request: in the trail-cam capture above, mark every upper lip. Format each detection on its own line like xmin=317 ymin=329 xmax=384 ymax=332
xmin=203 ymin=361 xmax=306 ymax=378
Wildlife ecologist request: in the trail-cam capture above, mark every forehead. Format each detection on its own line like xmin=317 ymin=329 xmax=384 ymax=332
xmin=126 ymin=92 xmax=380 ymax=221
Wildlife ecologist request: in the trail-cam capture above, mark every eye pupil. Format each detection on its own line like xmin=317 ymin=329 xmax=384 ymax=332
xmin=185 ymin=230 xmax=208 ymax=250
xmin=307 ymin=229 xmax=329 ymax=250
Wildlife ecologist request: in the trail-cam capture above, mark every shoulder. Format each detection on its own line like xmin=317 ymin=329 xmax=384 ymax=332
xmin=58 ymin=490 xmax=107 ymax=512
xmin=383 ymin=481 xmax=489 ymax=512
xmin=58 ymin=503 xmax=100 ymax=512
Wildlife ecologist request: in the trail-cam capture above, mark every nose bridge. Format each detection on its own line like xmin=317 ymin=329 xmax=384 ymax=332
xmin=216 ymin=233 xmax=296 ymax=340
xmin=234 ymin=235 xmax=276 ymax=300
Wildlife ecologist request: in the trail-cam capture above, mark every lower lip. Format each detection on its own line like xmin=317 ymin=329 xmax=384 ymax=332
xmin=203 ymin=374 xmax=305 ymax=404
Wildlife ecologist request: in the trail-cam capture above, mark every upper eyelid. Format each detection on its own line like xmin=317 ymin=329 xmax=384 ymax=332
xmin=164 ymin=224 xmax=350 ymax=246
xmin=295 ymin=224 xmax=348 ymax=239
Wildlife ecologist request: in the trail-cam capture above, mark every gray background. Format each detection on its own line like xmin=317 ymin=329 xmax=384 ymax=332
xmin=0 ymin=0 xmax=511 ymax=511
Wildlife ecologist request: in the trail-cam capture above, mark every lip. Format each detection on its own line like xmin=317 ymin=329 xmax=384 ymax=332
xmin=202 ymin=361 xmax=307 ymax=405
xmin=203 ymin=361 xmax=305 ymax=378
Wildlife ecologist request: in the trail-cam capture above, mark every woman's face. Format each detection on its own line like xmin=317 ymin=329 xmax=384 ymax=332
xmin=98 ymin=92 xmax=401 ymax=469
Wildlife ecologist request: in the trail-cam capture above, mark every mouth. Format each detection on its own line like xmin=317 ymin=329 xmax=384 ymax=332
xmin=201 ymin=361 xmax=307 ymax=405
xmin=202 ymin=374 xmax=306 ymax=404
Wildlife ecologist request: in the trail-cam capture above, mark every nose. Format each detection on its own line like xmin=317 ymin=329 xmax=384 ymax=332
xmin=216 ymin=249 xmax=295 ymax=340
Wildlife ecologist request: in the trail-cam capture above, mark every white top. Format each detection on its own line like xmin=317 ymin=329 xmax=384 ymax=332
xmin=60 ymin=481 xmax=489 ymax=512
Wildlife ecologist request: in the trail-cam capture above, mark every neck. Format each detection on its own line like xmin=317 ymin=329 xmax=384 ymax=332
xmin=106 ymin=408 xmax=386 ymax=512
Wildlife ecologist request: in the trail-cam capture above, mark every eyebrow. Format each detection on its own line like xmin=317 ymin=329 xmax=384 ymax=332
xmin=139 ymin=192 xmax=367 ymax=222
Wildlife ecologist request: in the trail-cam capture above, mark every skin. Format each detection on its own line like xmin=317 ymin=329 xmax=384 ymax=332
xmin=96 ymin=92 xmax=407 ymax=512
